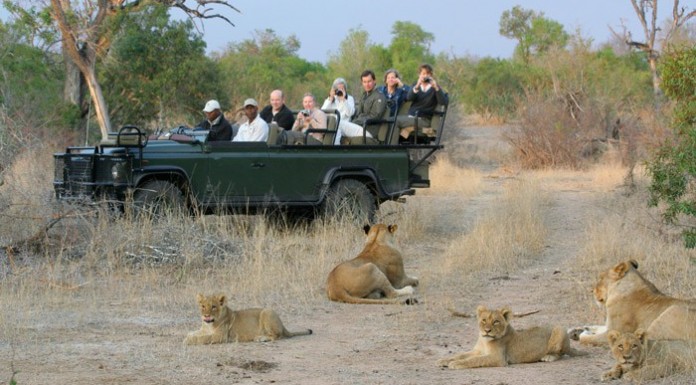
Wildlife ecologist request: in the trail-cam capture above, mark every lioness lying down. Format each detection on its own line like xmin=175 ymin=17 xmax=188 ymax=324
xmin=571 ymin=260 xmax=696 ymax=346
xmin=438 ymin=305 xmax=585 ymax=369
xmin=326 ymin=224 xmax=418 ymax=304
xmin=184 ymin=293 xmax=312 ymax=345
xmin=602 ymin=329 xmax=696 ymax=382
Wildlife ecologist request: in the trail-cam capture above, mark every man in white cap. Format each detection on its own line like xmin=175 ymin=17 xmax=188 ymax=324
xmin=232 ymin=98 xmax=269 ymax=142
xmin=198 ymin=99 xmax=233 ymax=141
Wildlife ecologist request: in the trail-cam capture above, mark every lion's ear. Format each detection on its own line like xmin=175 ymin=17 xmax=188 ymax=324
xmin=607 ymin=330 xmax=620 ymax=344
xmin=196 ymin=293 xmax=205 ymax=303
xmin=476 ymin=305 xmax=487 ymax=317
xmin=634 ymin=328 xmax=647 ymax=342
xmin=388 ymin=224 xmax=398 ymax=233
xmin=501 ymin=306 xmax=512 ymax=321
xmin=363 ymin=224 xmax=371 ymax=234
xmin=217 ymin=294 xmax=226 ymax=306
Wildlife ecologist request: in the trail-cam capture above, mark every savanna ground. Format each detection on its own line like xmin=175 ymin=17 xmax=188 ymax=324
xmin=1 ymin=115 xmax=695 ymax=385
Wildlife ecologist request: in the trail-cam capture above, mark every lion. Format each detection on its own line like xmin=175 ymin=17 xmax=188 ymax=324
xmin=326 ymin=224 xmax=418 ymax=304
xmin=184 ymin=293 xmax=312 ymax=345
xmin=602 ymin=329 xmax=696 ymax=382
xmin=438 ymin=305 xmax=585 ymax=369
xmin=571 ymin=260 xmax=696 ymax=346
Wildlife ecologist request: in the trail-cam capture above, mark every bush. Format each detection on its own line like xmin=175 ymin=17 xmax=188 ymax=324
xmin=646 ymin=46 xmax=696 ymax=246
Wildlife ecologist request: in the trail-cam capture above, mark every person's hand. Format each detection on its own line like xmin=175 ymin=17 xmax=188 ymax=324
xmin=329 ymin=88 xmax=336 ymax=102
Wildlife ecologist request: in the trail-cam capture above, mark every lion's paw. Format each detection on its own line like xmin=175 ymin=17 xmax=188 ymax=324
xmin=397 ymin=285 xmax=415 ymax=296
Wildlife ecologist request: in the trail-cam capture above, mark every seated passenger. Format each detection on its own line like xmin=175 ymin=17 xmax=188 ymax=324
xmin=321 ymin=77 xmax=355 ymax=122
xmin=277 ymin=93 xmax=327 ymax=145
xmin=377 ymin=69 xmax=410 ymax=116
xmin=199 ymin=100 xmax=233 ymax=141
xmin=335 ymin=70 xmax=386 ymax=143
xmin=232 ymin=98 xmax=269 ymax=142
xmin=396 ymin=63 xmax=448 ymax=141
xmin=259 ymin=90 xmax=295 ymax=131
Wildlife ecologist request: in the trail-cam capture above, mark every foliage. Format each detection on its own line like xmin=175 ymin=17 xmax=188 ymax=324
xmin=499 ymin=5 xmax=569 ymax=63
xmin=646 ymin=46 xmax=696 ymax=247
xmin=460 ymin=57 xmax=524 ymax=119
xmin=387 ymin=21 xmax=435 ymax=82
xmin=216 ymin=29 xmax=326 ymax=111
xmin=326 ymin=28 xmax=388 ymax=94
xmin=99 ymin=5 xmax=222 ymax=130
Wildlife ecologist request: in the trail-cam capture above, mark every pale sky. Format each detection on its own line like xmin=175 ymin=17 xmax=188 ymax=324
xmin=187 ymin=0 xmax=682 ymax=62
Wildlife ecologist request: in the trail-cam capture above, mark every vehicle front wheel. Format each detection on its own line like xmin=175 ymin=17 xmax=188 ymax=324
xmin=132 ymin=180 xmax=185 ymax=218
xmin=322 ymin=179 xmax=376 ymax=224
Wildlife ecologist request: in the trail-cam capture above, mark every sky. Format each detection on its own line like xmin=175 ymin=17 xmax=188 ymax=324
xmin=182 ymin=0 xmax=681 ymax=63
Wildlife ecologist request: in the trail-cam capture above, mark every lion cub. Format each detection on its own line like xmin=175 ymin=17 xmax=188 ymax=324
xmin=184 ymin=293 xmax=312 ymax=345
xmin=326 ymin=224 xmax=419 ymax=304
xmin=438 ymin=305 xmax=585 ymax=369
xmin=602 ymin=329 xmax=696 ymax=382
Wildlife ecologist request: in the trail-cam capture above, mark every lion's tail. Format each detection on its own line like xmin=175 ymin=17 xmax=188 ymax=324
xmin=285 ymin=328 xmax=313 ymax=338
xmin=328 ymin=289 xmax=413 ymax=305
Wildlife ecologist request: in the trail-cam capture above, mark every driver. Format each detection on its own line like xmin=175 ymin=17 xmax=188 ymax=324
xmin=198 ymin=100 xmax=233 ymax=141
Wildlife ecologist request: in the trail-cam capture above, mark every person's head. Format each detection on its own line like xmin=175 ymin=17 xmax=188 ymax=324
xmin=418 ymin=63 xmax=434 ymax=82
xmin=243 ymin=98 xmax=259 ymax=120
xmin=384 ymin=69 xmax=401 ymax=87
xmin=360 ymin=70 xmax=376 ymax=92
xmin=301 ymin=93 xmax=316 ymax=110
xmin=269 ymin=90 xmax=284 ymax=111
xmin=332 ymin=78 xmax=348 ymax=95
xmin=203 ymin=99 xmax=221 ymax=120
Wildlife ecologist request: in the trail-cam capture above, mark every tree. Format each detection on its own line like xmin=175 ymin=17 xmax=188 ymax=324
xmin=326 ymin=28 xmax=388 ymax=92
xmin=611 ymin=0 xmax=695 ymax=96
xmin=216 ymin=29 xmax=325 ymax=109
xmin=387 ymin=21 xmax=435 ymax=81
xmin=99 ymin=5 xmax=224 ymax=130
xmin=7 ymin=0 xmax=239 ymax=141
xmin=499 ymin=5 xmax=569 ymax=63
xmin=646 ymin=46 xmax=696 ymax=246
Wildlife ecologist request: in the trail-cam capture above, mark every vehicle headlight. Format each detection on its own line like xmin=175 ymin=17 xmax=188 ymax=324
xmin=111 ymin=163 xmax=126 ymax=182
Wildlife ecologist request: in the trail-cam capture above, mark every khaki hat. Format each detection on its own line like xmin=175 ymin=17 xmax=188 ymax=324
xmin=203 ymin=100 xmax=221 ymax=112
xmin=243 ymin=98 xmax=259 ymax=107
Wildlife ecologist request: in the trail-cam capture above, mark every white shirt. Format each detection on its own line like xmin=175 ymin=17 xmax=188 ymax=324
xmin=321 ymin=95 xmax=355 ymax=122
xmin=233 ymin=117 xmax=269 ymax=142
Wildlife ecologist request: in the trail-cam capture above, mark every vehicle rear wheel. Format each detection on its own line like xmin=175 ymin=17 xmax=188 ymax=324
xmin=322 ymin=179 xmax=376 ymax=224
xmin=132 ymin=180 xmax=185 ymax=218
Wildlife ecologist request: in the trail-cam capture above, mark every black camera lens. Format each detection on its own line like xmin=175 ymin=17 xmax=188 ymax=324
xmin=423 ymin=77 xmax=432 ymax=83
xmin=336 ymin=90 xmax=344 ymax=97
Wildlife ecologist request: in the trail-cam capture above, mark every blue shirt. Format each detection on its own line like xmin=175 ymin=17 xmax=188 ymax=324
xmin=377 ymin=84 xmax=411 ymax=116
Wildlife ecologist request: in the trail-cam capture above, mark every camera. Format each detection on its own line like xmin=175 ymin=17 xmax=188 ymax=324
xmin=300 ymin=109 xmax=312 ymax=116
xmin=335 ymin=89 xmax=344 ymax=97
xmin=423 ymin=76 xmax=432 ymax=83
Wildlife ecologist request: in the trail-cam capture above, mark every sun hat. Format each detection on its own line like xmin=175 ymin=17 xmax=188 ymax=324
xmin=202 ymin=100 xmax=221 ymax=112
xmin=243 ymin=98 xmax=259 ymax=107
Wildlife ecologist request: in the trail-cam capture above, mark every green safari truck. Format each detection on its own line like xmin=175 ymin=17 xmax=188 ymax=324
xmin=53 ymin=121 xmax=443 ymax=222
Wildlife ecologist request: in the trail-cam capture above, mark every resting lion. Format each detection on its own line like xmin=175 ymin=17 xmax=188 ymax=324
xmin=602 ymin=329 xmax=696 ymax=381
xmin=184 ymin=293 xmax=312 ymax=345
xmin=571 ymin=260 xmax=696 ymax=346
xmin=326 ymin=224 xmax=418 ymax=304
xmin=438 ymin=305 xmax=584 ymax=369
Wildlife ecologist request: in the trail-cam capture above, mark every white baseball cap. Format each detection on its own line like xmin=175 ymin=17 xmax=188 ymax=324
xmin=243 ymin=98 xmax=258 ymax=107
xmin=203 ymin=100 xmax=221 ymax=112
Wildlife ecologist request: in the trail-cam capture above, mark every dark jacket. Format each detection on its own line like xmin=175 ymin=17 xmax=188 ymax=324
xmin=377 ymin=84 xmax=410 ymax=116
xmin=352 ymin=89 xmax=387 ymax=126
xmin=405 ymin=84 xmax=448 ymax=118
xmin=198 ymin=115 xmax=233 ymax=141
xmin=259 ymin=104 xmax=294 ymax=131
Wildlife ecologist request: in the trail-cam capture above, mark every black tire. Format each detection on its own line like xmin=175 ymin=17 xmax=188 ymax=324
xmin=322 ymin=179 xmax=376 ymax=224
xmin=132 ymin=180 xmax=185 ymax=218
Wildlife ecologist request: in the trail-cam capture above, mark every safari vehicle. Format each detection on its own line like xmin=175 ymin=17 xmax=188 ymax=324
xmin=53 ymin=104 xmax=447 ymax=222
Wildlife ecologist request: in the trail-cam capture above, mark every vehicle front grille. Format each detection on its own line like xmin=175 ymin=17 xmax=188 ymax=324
xmin=54 ymin=156 xmax=65 ymax=183
xmin=66 ymin=156 xmax=95 ymax=196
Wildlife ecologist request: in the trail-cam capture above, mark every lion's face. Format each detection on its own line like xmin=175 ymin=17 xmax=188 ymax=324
xmin=476 ymin=306 xmax=511 ymax=340
xmin=196 ymin=293 xmax=226 ymax=325
xmin=607 ymin=329 xmax=645 ymax=365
